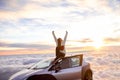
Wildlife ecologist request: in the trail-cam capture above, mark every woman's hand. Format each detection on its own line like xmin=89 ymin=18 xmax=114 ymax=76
xmin=52 ymin=31 xmax=54 ymax=33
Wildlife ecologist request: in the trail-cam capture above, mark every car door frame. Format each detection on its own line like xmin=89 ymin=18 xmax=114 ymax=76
xmin=49 ymin=55 xmax=83 ymax=80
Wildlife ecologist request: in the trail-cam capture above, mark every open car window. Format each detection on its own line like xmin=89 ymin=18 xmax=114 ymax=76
xmin=49 ymin=55 xmax=83 ymax=71
xmin=70 ymin=56 xmax=80 ymax=67
xmin=60 ymin=58 xmax=70 ymax=69
xmin=49 ymin=58 xmax=70 ymax=71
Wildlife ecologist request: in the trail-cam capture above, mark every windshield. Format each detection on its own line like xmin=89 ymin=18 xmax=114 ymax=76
xmin=30 ymin=58 xmax=54 ymax=69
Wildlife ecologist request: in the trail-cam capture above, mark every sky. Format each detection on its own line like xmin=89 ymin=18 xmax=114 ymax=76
xmin=0 ymin=0 xmax=120 ymax=55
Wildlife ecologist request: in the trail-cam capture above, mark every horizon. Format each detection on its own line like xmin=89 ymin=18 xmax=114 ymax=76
xmin=0 ymin=0 xmax=120 ymax=55
xmin=0 ymin=45 xmax=120 ymax=56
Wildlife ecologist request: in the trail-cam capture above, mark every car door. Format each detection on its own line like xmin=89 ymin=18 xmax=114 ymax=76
xmin=52 ymin=56 xmax=82 ymax=80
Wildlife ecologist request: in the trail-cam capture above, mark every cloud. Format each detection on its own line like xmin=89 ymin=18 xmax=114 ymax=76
xmin=0 ymin=41 xmax=55 ymax=55
xmin=104 ymin=37 xmax=120 ymax=43
xmin=67 ymin=38 xmax=93 ymax=47
xmin=0 ymin=0 xmax=120 ymax=55
xmin=114 ymin=28 xmax=120 ymax=33
xmin=38 ymin=0 xmax=74 ymax=8
xmin=0 ymin=0 xmax=27 ymax=11
xmin=74 ymin=0 xmax=120 ymax=16
xmin=0 ymin=0 xmax=120 ymax=20
xmin=77 ymin=38 xmax=93 ymax=43
xmin=0 ymin=48 xmax=54 ymax=55
xmin=108 ymin=0 xmax=120 ymax=11
xmin=0 ymin=42 xmax=53 ymax=49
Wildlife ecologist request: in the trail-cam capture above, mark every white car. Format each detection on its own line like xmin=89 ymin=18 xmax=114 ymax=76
xmin=9 ymin=54 xmax=93 ymax=80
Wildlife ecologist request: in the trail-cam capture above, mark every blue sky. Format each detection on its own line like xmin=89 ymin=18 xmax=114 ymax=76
xmin=0 ymin=0 xmax=120 ymax=55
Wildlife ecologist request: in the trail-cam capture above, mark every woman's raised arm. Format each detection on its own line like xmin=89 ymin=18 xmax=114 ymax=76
xmin=63 ymin=31 xmax=68 ymax=45
xmin=52 ymin=31 xmax=58 ymax=45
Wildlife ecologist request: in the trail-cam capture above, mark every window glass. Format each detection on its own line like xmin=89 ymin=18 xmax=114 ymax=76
xmin=50 ymin=58 xmax=70 ymax=70
xmin=30 ymin=58 xmax=53 ymax=69
xmin=71 ymin=57 xmax=80 ymax=67
xmin=60 ymin=58 xmax=70 ymax=69
xmin=35 ymin=60 xmax=51 ymax=69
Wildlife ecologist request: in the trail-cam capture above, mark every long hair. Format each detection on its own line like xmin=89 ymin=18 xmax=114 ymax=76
xmin=57 ymin=38 xmax=62 ymax=47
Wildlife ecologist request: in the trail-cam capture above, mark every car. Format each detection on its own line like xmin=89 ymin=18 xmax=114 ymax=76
xmin=9 ymin=54 xmax=93 ymax=80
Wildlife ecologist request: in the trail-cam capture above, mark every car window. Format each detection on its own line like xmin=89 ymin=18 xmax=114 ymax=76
xmin=71 ymin=56 xmax=80 ymax=67
xmin=30 ymin=58 xmax=53 ymax=69
xmin=60 ymin=58 xmax=70 ymax=69
xmin=35 ymin=60 xmax=51 ymax=69
xmin=50 ymin=58 xmax=70 ymax=70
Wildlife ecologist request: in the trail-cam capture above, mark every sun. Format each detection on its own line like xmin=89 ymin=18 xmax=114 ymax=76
xmin=93 ymin=43 xmax=102 ymax=49
xmin=93 ymin=39 xmax=103 ymax=49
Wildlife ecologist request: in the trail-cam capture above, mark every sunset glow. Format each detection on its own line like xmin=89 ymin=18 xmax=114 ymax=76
xmin=93 ymin=40 xmax=103 ymax=49
xmin=0 ymin=0 xmax=120 ymax=55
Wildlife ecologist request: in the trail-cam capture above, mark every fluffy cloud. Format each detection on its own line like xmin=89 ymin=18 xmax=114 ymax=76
xmin=0 ymin=0 xmax=120 ymax=20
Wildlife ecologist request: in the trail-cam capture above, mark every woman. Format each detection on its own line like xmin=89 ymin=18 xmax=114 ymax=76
xmin=52 ymin=31 xmax=68 ymax=60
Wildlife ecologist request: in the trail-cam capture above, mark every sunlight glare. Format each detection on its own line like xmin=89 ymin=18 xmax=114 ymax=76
xmin=93 ymin=38 xmax=103 ymax=49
